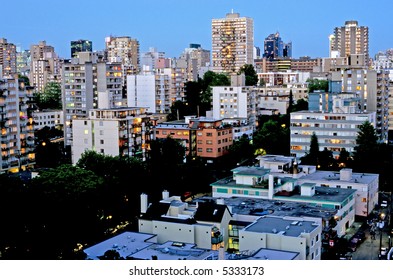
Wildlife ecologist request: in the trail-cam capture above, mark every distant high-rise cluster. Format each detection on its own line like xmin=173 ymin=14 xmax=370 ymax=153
xmin=263 ymin=32 xmax=292 ymax=60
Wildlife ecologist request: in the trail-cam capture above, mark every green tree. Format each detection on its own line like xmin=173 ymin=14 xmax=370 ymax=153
xmin=202 ymin=71 xmax=230 ymax=87
xmin=352 ymin=121 xmax=378 ymax=164
xmin=34 ymin=82 xmax=62 ymax=110
xmin=228 ymin=134 xmax=254 ymax=165
xmin=148 ymin=137 xmax=186 ymax=194
xmin=338 ymin=148 xmax=352 ymax=168
xmin=292 ymin=98 xmax=308 ymax=112
xmin=253 ymin=119 xmax=290 ymax=155
xmin=300 ymin=132 xmax=320 ymax=166
xmin=307 ymin=78 xmax=328 ymax=92
xmin=238 ymin=64 xmax=258 ymax=86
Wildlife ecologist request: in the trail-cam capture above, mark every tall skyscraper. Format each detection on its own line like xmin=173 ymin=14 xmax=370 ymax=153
xmin=332 ymin=20 xmax=369 ymax=63
xmin=212 ymin=11 xmax=254 ymax=73
xmin=263 ymin=32 xmax=292 ymax=60
xmin=71 ymin=39 xmax=93 ymax=58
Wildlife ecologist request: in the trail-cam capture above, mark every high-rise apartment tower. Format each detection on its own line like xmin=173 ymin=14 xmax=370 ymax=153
xmin=212 ymin=12 xmax=254 ymax=73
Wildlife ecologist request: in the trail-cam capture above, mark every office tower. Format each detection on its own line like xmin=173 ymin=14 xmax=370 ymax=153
xmin=263 ymin=32 xmax=292 ymax=60
xmin=71 ymin=39 xmax=93 ymax=58
xmin=263 ymin=32 xmax=283 ymax=59
xmin=212 ymin=11 xmax=254 ymax=73
xmin=0 ymin=38 xmax=17 ymax=77
xmin=283 ymin=42 xmax=292 ymax=58
xmin=332 ymin=20 xmax=369 ymax=63
xmin=30 ymin=41 xmax=61 ymax=92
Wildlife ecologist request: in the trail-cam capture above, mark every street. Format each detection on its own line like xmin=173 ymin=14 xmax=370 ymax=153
xmin=351 ymin=226 xmax=391 ymax=260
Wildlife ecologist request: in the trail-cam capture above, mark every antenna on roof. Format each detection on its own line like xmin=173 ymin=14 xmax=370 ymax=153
xmin=231 ymin=8 xmax=234 ymax=13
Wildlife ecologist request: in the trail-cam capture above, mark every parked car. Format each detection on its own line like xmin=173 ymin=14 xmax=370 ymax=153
xmin=353 ymin=231 xmax=366 ymax=243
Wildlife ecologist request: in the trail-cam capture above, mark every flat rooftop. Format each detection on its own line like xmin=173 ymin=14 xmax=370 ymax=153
xmin=284 ymin=185 xmax=357 ymax=204
xmin=129 ymin=241 xmax=214 ymax=260
xmin=193 ymin=196 xmax=337 ymax=221
xmin=299 ymin=170 xmax=378 ymax=185
xmin=83 ymin=231 xmax=156 ymax=260
xmin=245 ymin=216 xmax=318 ymax=237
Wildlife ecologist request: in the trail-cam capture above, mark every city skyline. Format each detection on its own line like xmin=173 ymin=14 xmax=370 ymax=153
xmin=2 ymin=0 xmax=393 ymax=59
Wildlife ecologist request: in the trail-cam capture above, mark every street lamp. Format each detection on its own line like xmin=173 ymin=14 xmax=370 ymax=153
xmin=378 ymin=213 xmax=385 ymax=259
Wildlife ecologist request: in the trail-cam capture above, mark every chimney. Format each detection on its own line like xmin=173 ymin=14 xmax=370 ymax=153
xmin=216 ymin=198 xmax=225 ymax=205
xmin=140 ymin=193 xmax=148 ymax=214
xmin=340 ymin=168 xmax=352 ymax=181
xmin=268 ymin=174 xmax=274 ymax=199
xmin=162 ymin=190 xmax=169 ymax=200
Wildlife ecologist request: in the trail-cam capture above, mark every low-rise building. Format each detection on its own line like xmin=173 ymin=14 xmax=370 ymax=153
xmin=32 ymin=109 xmax=63 ymax=130
xmin=154 ymin=116 xmax=233 ymax=163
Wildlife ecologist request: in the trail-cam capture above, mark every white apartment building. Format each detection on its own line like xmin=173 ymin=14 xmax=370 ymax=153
xmin=255 ymin=87 xmax=290 ymax=115
xmin=211 ymin=164 xmax=355 ymax=236
xmin=212 ymin=12 xmax=254 ymax=73
xmin=72 ymin=107 xmax=153 ymax=164
xmin=297 ymin=168 xmax=379 ymax=218
xmin=127 ymin=67 xmax=185 ymax=114
xmin=212 ymin=74 xmax=257 ymax=127
xmin=239 ymin=216 xmax=322 ymax=260
xmin=32 ymin=109 xmax=63 ymax=130
xmin=290 ymin=110 xmax=376 ymax=158
xmin=257 ymin=71 xmax=310 ymax=87
xmin=138 ymin=191 xmax=321 ymax=260
xmin=222 ymin=118 xmax=254 ymax=141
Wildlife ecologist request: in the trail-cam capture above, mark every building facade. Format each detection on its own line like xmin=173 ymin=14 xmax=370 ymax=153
xmin=212 ymin=75 xmax=257 ymax=127
xmin=0 ymin=38 xmax=17 ymax=77
xmin=290 ymin=110 xmax=376 ymax=158
xmin=332 ymin=20 xmax=369 ymax=64
xmin=1 ymin=76 xmax=35 ymax=173
xmin=212 ymin=12 xmax=254 ymax=73
xmin=72 ymin=107 xmax=153 ymax=163
xmin=32 ymin=109 xmax=63 ymax=131
xmin=30 ymin=41 xmax=61 ymax=92
xmin=154 ymin=116 xmax=233 ymax=162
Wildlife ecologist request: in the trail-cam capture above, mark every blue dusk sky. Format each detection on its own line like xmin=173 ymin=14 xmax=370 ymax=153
xmin=2 ymin=0 xmax=392 ymax=59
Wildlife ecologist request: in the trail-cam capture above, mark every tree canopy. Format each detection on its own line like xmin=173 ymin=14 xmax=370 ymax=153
xmin=34 ymin=82 xmax=62 ymax=110
xmin=238 ymin=64 xmax=258 ymax=86
xmin=307 ymin=78 xmax=328 ymax=92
